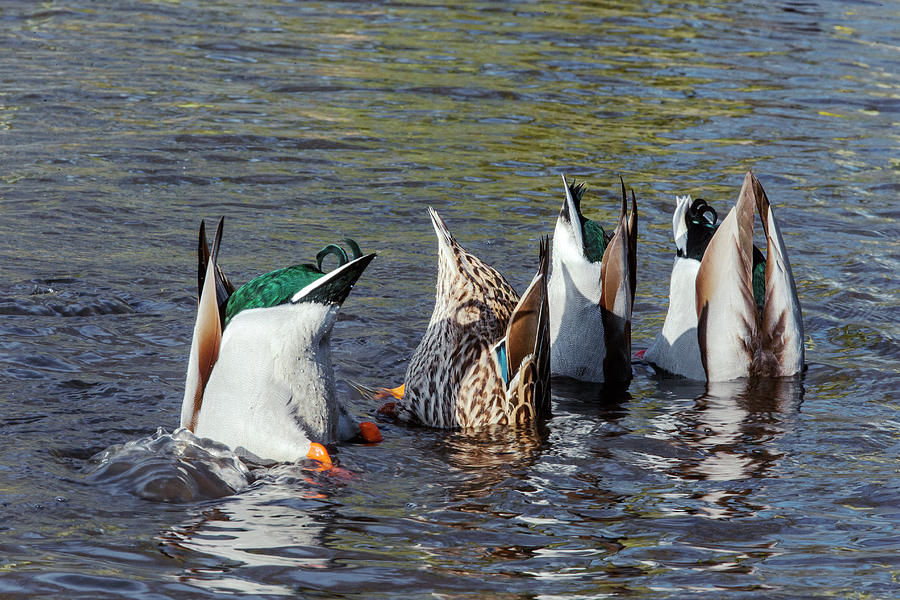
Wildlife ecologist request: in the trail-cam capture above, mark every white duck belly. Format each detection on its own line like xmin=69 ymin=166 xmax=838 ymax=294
xmin=548 ymin=216 xmax=608 ymax=382
xmin=644 ymin=256 xmax=706 ymax=380
xmin=194 ymin=303 xmax=338 ymax=463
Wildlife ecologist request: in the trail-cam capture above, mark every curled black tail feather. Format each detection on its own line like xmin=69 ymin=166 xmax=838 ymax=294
xmin=683 ymin=198 xmax=719 ymax=261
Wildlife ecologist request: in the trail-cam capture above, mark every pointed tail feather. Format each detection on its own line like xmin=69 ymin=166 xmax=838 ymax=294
xmin=428 ymin=207 xmax=458 ymax=257
xmin=428 ymin=207 xmax=469 ymax=290
xmin=748 ymin=173 xmax=804 ymax=376
xmin=559 ymin=174 xmax=586 ymax=251
xmin=181 ymin=255 xmax=223 ymax=431
xmin=198 ymin=219 xmax=211 ymax=303
xmin=695 ymin=174 xmax=758 ymax=381
xmin=197 ymin=217 xmax=236 ymax=326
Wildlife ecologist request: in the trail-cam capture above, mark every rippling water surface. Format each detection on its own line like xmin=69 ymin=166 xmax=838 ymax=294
xmin=1 ymin=1 xmax=897 ymax=598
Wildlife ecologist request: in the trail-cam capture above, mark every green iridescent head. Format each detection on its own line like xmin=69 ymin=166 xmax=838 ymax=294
xmin=223 ymin=239 xmax=375 ymax=327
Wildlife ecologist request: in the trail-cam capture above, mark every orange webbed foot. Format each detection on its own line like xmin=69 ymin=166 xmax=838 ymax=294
xmin=359 ymin=421 xmax=383 ymax=443
xmin=374 ymin=383 xmax=404 ymax=400
xmin=306 ymin=442 xmax=333 ymax=467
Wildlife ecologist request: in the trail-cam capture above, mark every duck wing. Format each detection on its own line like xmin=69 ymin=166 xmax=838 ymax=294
xmin=503 ymin=236 xmax=551 ymax=424
xmin=626 ymin=179 xmax=638 ymax=304
xmin=695 ymin=173 xmax=758 ymax=381
xmin=750 ymin=173 xmax=805 ymax=376
xmin=182 ymin=248 xmax=223 ymax=431
xmin=599 ymin=184 xmax=635 ymax=383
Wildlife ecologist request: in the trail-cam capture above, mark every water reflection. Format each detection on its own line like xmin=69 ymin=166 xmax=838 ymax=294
xmin=551 ymin=377 xmax=631 ymax=464
xmin=438 ymin=425 xmax=548 ymax=503
xmin=658 ymin=376 xmax=804 ymax=519
xmin=159 ymin=482 xmax=333 ymax=597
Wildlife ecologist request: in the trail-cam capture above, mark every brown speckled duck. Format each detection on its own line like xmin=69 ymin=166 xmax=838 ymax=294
xmin=381 ymin=208 xmax=550 ymax=429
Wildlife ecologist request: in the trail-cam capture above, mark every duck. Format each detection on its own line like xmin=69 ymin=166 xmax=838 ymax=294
xmin=382 ymin=208 xmax=550 ymax=429
xmin=548 ymin=175 xmax=637 ymax=383
xmin=180 ymin=218 xmax=382 ymax=464
xmin=644 ymin=171 xmax=804 ymax=381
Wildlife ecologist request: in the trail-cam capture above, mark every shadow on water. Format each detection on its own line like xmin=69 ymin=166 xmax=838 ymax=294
xmin=552 ymin=376 xmax=632 ymax=418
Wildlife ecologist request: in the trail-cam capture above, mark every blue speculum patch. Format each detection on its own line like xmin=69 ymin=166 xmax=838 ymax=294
xmin=494 ymin=341 xmax=509 ymax=385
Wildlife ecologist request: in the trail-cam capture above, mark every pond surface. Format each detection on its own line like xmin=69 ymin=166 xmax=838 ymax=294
xmin=1 ymin=1 xmax=898 ymax=598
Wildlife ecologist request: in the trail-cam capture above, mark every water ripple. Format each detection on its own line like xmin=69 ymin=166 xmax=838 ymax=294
xmin=86 ymin=429 xmax=253 ymax=503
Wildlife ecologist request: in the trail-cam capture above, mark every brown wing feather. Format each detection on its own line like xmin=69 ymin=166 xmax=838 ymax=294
xmin=748 ymin=172 xmax=804 ymax=376
xmin=186 ymin=256 xmax=223 ymax=431
xmin=695 ymin=174 xmax=758 ymax=380
xmin=506 ymin=238 xmax=548 ymax=379
xmin=504 ymin=236 xmax=551 ymax=423
xmin=599 ymin=190 xmax=633 ymax=382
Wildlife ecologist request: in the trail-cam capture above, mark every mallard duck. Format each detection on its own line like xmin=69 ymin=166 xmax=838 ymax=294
xmin=548 ymin=176 xmax=637 ymax=383
xmin=644 ymin=171 xmax=804 ymax=381
xmin=180 ymin=218 xmax=381 ymax=464
xmin=384 ymin=208 xmax=550 ymax=429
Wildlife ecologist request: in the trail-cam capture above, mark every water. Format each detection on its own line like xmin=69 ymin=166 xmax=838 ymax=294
xmin=1 ymin=0 xmax=897 ymax=597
